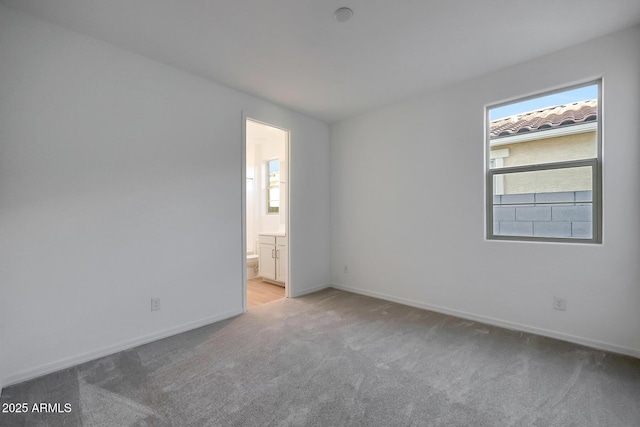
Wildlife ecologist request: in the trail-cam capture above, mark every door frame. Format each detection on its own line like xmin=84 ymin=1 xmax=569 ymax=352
xmin=241 ymin=114 xmax=291 ymax=312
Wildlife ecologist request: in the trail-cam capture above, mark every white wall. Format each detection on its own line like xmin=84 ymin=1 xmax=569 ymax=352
xmin=0 ymin=5 xmax=330 ymax=389
xmin=330 ymin=25 xmax=640 ymax=357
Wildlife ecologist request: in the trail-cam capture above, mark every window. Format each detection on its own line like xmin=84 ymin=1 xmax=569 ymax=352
xmin=486 ymin=81 xmax=601 ymax=243
xmin=266 ymin=159 xmax=280 ymax=214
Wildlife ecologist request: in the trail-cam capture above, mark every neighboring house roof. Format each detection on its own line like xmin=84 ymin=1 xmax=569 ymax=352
xmin=490 ymin=99 xmax=597 ymax=139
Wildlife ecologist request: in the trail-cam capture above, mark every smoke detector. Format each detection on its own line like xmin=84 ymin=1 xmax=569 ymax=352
xmin=334 ymin=7 xmax=353 ymax=22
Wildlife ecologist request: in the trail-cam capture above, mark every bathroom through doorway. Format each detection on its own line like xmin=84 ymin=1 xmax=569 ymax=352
xmin=243 ymin=118 xmax=289 ymax=310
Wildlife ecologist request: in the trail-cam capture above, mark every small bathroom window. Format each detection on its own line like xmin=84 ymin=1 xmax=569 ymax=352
xmin=267 ymin=159 xmax=280 ymax=214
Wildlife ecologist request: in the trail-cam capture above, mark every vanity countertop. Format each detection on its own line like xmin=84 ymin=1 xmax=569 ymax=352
xmin=258 ymin=231 xmax=287 ymax=237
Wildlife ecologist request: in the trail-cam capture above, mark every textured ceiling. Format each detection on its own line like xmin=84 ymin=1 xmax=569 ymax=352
xmin=2 ymin=0 xmax=640 ymax=123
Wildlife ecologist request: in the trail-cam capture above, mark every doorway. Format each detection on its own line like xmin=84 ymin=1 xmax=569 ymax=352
xmin=243 ymin=118 xmax=289 ymax=310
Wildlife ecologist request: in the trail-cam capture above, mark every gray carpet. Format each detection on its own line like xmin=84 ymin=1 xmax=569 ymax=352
xmin=1 ymin=288 xmax=639 ymax=426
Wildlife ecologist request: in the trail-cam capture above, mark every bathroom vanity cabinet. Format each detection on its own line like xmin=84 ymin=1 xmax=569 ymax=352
xmin=258 ymin=234 xmax=287 ymax=286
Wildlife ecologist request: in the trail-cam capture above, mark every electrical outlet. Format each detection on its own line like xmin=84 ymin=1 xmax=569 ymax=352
xmin=343 ymin=265 xmax=348 ymax=273
xmin=151 ymin=297 xmax=161 ymax=311
xmin=553 ymin=296 xmax=567 ymax=311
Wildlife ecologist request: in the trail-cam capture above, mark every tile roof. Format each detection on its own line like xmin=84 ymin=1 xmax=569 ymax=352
xmin=490 ymin=99 xmax=597 ymax=139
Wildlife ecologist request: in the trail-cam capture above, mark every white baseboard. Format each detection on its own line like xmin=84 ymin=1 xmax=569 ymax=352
xmin=1 ymin=309 xmax=243 ymax=390
xmin=291 ymin=283 xmax=330 ymax=298
xmin=331 ymin=284 xmax=640 ymax=359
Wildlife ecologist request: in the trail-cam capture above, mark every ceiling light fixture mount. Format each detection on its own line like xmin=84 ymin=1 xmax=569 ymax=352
xmin=334 ymin=7 xmax=353 ymax=22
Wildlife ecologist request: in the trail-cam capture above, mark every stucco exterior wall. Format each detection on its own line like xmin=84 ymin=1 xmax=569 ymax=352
xmin=492 ymin=130 xmax=596 ymax=194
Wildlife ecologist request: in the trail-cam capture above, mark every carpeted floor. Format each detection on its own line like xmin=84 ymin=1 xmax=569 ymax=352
xmin=2 ymin=288 xmax=639 ymax=426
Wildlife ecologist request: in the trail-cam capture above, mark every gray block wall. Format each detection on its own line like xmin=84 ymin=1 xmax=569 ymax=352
xmin=493 ymin=191 xmax=592 ymax=239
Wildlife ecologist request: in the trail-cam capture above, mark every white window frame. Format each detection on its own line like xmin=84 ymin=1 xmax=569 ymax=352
xmin=485 ymin=80 xmax=602 ymax=244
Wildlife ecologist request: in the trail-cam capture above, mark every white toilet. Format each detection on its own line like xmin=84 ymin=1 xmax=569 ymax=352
xmin=246 ymin=254 xmax=259 ymax=279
